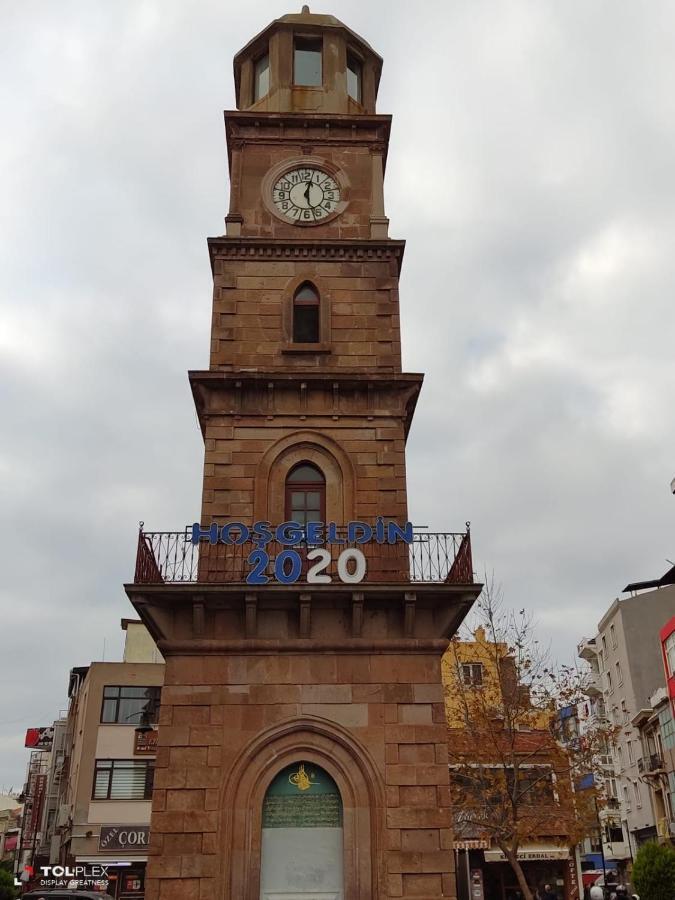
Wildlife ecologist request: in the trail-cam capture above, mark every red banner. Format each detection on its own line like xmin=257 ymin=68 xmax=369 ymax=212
xmin=24 ymin=727 xmax=54 ymax=750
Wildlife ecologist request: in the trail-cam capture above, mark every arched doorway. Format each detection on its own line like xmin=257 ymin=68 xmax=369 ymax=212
xmin=260 ymin=761 xmax=344 ymax=899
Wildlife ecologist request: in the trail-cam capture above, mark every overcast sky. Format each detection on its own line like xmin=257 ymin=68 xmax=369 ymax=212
xmin=2 ymin=0 xmax=675 ymax=790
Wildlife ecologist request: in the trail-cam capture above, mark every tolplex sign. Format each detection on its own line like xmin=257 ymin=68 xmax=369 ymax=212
xmin=191 ymin=519 xmax=413 ymax=586
xmin=99 ymin=825 xmax=150 ymax=852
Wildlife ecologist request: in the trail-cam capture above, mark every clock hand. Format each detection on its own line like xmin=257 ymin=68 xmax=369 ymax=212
xmin=304 ymin=181 xmax=312 ymax=205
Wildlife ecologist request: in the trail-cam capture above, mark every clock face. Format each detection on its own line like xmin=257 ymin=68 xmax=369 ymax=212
xmin=272 ymin=167 xmax=341 ymax=223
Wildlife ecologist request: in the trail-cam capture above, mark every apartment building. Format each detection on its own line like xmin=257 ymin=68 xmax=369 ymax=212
xmin=578 ymin=581 xmax=675 ymax=860
xmin=56 ymin=620 xmax=164 ymax=900
xmin=631 ymin=686 xmax=675 ymax=841
xmin=576 ymin=638 xmax=631 ymax=872
xmin=444 ymin=629 xmax=579 ymax=900
xmin=0 ymin=795 xmax=21 ymax=868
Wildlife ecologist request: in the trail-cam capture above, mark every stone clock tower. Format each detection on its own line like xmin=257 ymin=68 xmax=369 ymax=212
xmin=127 ymin=8 xmax=480 ymax=900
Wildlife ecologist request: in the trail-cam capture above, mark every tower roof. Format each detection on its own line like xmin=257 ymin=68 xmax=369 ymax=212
xmin=233 ymin=6 xmax=383 ymax=112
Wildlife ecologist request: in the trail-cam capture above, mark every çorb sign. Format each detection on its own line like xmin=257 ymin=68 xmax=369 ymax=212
xmin=191 ymin=519 xmax=413 ymax=586
xmin=99 ymin=825 xmax=150 ymax=852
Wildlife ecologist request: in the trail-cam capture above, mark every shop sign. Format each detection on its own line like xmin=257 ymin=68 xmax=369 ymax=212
xmin=134 ymin=729 xmax=158 ymax=754
xmin=99 ymin=826 xmax=150 ymax=852
xmin=567 ymin=854 xmax=580 ymax=900
xmin=484 ymin=846 xmax=570 ymax=862
xmin=191 ymin=519 xmax=414 ymax=586
xmin=470 ymin=869 xmax=484 ymax=900
xmin=24 ymin=726 xmax=54 ymax=750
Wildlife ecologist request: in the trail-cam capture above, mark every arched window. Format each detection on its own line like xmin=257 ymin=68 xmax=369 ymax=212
xmin=285 ymin=462 xmax=325 ymax=523
xmin=260 ymin=762 xmax=343 ymax=898
xmin=293 ymin=282 xmax=320 ymax=343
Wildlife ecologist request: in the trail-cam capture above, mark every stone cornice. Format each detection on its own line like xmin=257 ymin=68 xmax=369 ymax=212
xmin=225 ymin=112 xmax=392 ymax=171
xmin=207 ymin=237 xmax=405 ymax=275
xmin=188 ymin=370 xmax=423 ymax=386
xmin=188 ymin=370 xmax=423 ymax=440
xmin=225 ymin=110 xmax=391 ymax=139
xmin=125 ymin=582 xmax=481 ymax=651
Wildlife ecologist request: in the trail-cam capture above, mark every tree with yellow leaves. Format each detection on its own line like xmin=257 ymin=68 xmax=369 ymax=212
xmin=443 ymin=582 xmax=613 ymax=900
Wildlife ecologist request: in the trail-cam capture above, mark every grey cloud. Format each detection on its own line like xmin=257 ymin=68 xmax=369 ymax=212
xmin=2 ymin=0 xmax=675 ymax=788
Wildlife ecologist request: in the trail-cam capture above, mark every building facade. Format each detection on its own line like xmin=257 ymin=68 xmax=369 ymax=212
xmin=0 ymin=795 xmax=21 ymax=871
xmin=576 ymin=637 xmax=632 ymax=875
xmin=126 ymin=9 xmax=479 ymax=900
xmin=631 ymin=687 xmax=675 ymax=844
xmin=577 ymin=582 xmax=675 ymax=860
xmin=55 ymin=621 xmax=164 ymax=899
xmin=443 ymin=630 xmax=579 ymax=900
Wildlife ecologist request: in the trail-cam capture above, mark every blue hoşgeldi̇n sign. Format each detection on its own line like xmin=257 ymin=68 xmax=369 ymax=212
xmin=190 ymin=519 xmax=414 ymax=586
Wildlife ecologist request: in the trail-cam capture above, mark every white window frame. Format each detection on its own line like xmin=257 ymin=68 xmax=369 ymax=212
xmin=460 ymin=662 xmax=484 ymax=687
xmin=620 ymin=699 xmax=628 ymax=723
xmin=634 ymin=780 xmax=642 ymax=808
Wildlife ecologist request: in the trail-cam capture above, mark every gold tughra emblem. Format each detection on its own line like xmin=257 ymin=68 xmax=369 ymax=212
xmin=288 ymin=763 xmax=316 ymax=791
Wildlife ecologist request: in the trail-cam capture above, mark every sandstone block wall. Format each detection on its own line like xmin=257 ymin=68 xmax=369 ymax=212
xmin=145 ymin=651 xmax=456 ymax=900
xmin=210 ymin=255 xmax=402 ymax=372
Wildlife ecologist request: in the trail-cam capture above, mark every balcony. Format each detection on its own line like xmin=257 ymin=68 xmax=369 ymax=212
xmin=638 ymin=754 xmax=665 ymax=775
xmin=578 ymin=636 xmax=598 ymax=661
xmin=581 ymin=670 xmax=603 ymax=697
xmin=133 ymin=526 xmax=474 ymax=585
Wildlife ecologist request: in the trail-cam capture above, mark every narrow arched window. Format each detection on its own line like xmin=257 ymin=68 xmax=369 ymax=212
xmin=293 ymin=282 xmax=320 ymax=343
xmin=285 ymin=462 xmax=325 ymax=523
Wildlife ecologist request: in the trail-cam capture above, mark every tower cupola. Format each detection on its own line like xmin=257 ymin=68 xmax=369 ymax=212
xmin=233 ymin=6 xmax=382 ymax=114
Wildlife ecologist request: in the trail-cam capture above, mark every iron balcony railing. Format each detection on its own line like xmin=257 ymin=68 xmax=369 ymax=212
xmin=133 ymin=526 xmax=474 ymax=586
xmin=637 ymin=754 xmax=664 ymax=775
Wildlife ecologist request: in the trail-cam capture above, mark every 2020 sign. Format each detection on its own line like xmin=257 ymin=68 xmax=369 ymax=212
xmin=191 ymin=519 xmax=413 ymax=586
xmin=247 ymin=546 xmax=367 ymax=586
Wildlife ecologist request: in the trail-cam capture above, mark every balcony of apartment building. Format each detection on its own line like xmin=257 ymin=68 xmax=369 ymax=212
xmin=637 ymin=753 xmax=666 ymax=776
xmin=581 ymin=669 xmax=603 ymax=698
xmin=578 ymin=636 xmax=598 ymax=662
xmin=601 ymin=796 xmax=621 ymax=814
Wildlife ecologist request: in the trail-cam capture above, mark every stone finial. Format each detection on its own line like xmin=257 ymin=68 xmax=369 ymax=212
xmin=302 ymin=4 xmax=310 ymax=12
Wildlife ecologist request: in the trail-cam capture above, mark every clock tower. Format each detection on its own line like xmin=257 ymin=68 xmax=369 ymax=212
xmin=127 ymin=9 xmax=480 ymax=900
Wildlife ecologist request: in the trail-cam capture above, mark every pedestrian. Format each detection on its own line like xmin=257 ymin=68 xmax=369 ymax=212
xmin=542 ymin=884 xmax=557 ymax=900
xmin=589 ymin=883 xmax=604 ymax=900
